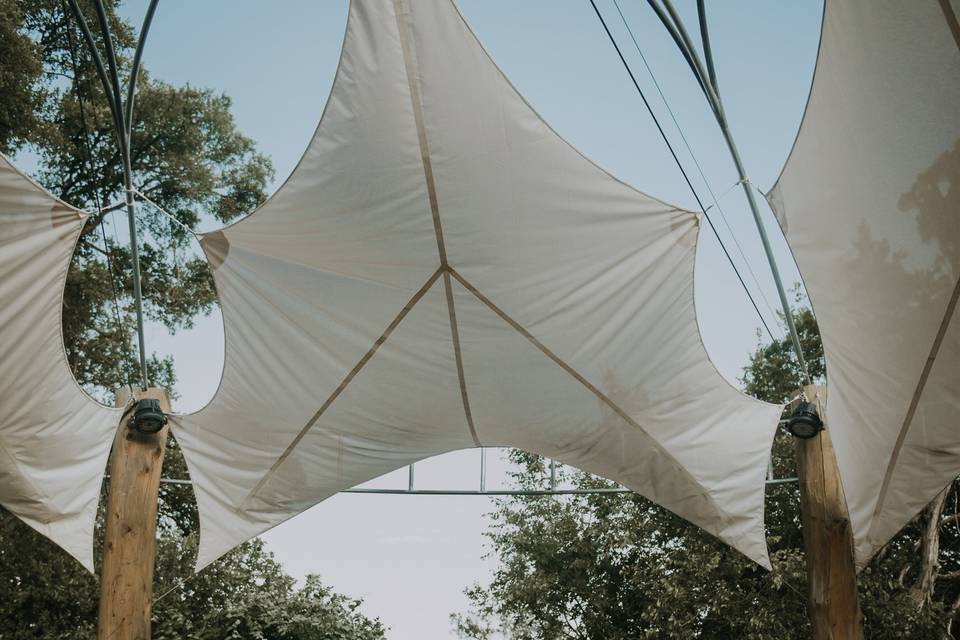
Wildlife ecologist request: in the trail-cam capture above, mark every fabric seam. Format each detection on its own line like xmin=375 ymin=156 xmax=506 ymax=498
xmin=239 ymin=268 xmax=444 ymax=509
xmin=394 ymin=0 xmax=480 ymax=446
xmin=869 ymin=273 xmax=960 ymax=542
xmin=448 ymin=267 xmax=733 ymax=529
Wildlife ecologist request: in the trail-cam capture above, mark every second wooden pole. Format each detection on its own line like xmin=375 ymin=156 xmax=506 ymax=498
xmin=97 ymin=387 xmax=170 ymax=640
xmin=795 ymin=384 xmax=864 ymax=639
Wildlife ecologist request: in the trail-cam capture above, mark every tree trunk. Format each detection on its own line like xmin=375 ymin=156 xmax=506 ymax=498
xmin=97 ymin=387 xmax=170 ymax=640
xmin=912 ymin=485 xmax=950 ymax=607
xmin=795 ymin=384 xmax=864 ymax=640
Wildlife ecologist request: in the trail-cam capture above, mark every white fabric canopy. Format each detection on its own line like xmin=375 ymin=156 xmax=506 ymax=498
xmin=174 ymin=0 xmax=781 ymax=570
xmin=1 ymin=0 xmax=953 ymax=580
xmin=767 ymin=0 xmax=960 ymax=567
xmin=0 ymin=155 xmax=119 ymax=572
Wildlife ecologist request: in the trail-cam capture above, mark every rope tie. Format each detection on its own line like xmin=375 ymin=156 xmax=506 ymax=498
xmin=704 ymin=178 xmax=747 ymax=212
xmin=132 ymin=188 xmax=199 ymax=237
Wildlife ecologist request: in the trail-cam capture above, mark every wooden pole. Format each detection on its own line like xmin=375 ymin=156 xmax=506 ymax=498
xmin=97 ymin=387 xmax=170 ymax=640
xmin=794 ymin=384 xmax=864 ymax=639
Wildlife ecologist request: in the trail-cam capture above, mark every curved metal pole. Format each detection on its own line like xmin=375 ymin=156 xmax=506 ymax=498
xmin=696 ymin=0 xmax=719 ymax=96
xmin=91 ymin=0 xmax=127 ymax=153
xmin=65 ymin=0 xmax=149 ymax=388
xmin=125 ymin=0 xmax=161 ymax=141
xmin=647 ymin=0 xmax=811 ymax=382
xmin=90 ymin=0 xmax=152 ymax=388
xmin=717 ymin=118 xmax=811 ymax=380
xmin=643 ymin=0 xmax=709 ymax=101
xmin=592 ymin=0 xmax=778 ymax=342
xmin=660 ymin=0 xmax=721 ymax=112
xmin=64 ymin=1 xmax=123 ymax=134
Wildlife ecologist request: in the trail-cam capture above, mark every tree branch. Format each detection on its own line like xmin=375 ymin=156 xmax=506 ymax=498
xmin=913 ymin=486 xmax=951 ymax=607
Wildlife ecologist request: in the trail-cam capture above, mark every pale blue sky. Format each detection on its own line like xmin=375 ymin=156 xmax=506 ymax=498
xmin=101 ymin=1 xmax=822 ymax=637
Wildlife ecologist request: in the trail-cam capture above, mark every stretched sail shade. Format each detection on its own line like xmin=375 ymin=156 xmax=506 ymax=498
xmin=175 ymin=0 xmax=781 ymax=570
xmin=767 ymin=0 xmax=960 ymax=566
xmin=0 ymin=155 xmax=119 ymax=572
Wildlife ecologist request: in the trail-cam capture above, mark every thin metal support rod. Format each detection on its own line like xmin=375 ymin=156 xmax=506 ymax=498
xmin=587 ymin=0 xmax=777 ymax=343
xmin=479 ymin=448 xmax=487 ymax=492
xmin=64 ymin=1 xmax=123 ymax=134
xmin=340 ymin=478 xmax=800 ymax=495
xmin=346 ymin=488 xmax=631 ymax=496
xmin=642 ymin=0 xmax=709 ymax=100
xmin=85 ymin=0 xmax=156 ymax=388
xmin=660 ymin=0 xmax=721 ymax=113
xmin=160 ymin=477 xmax=191 ymax=485
xmin=66 ymin=0 xmax=148 ymax=387
xmin=647 ymin=0 xmax=811 ymax=382
xmin=91 ymin=1 xmax=126 ymax=133
xmin=767 ymin=477 xmax=799 ymax=485
xmin=407 ymin=464 xmax=415 ymax=491
xmin=549 ymin=459 xmax=557 ymax=490
xmin=156 ymin=477 xmax=800 ymax=491
xmin=123 ymin=191 xmax=147 ymax=390
xmin=124 ymin=0 xmax=160 ymax=141
xmin=696 ymin=0 xmax=719 ymax=94
xmin=728 ymin=132 xmax=811 ymax=382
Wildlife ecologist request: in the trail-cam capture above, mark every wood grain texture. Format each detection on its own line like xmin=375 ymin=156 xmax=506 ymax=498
xmin=795 ymin=384 xmax=864 ymax=640
xmin=97 ymin=388 xmax=170 ymax=640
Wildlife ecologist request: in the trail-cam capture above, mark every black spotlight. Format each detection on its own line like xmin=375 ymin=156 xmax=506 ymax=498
xmin=128 ymin=398 xmax=168 ymax=434
xmin=786 ymin=400 xmax=823 ymax=439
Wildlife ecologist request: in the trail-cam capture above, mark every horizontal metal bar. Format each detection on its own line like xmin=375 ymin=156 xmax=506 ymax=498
xmin=156 ymin=478 xmax=800 ymax=493
xmin=341 ymin=487 xmax=630 ymax=496
xmin=765 ymin=477 xmax=799 ymax=485
xmin=159 ymin=477 xmax=192 ymax=485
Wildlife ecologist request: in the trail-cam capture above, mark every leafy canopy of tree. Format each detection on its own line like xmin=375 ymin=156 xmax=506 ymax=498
xmin=0 ymin=1 xmax=43 ymax=154
xmin=0 ymin=519 xmax=385 ymax=640
xmin=455 ymin=309 xmax=960 ymax=639
xmin=7 ymin=0 xmax=272 ymax=398
xmin=0 ymin=1 xmax=385 ymax=637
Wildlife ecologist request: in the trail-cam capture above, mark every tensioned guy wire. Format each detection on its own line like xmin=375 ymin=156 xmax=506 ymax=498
xmin=586 ymin=0 xmax=776 ymax=343
xmin=610 ymin=0 xmax=781 ymax=330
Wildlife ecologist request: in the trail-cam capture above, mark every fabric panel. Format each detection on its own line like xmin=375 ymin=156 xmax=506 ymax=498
xmin=768 ymin=0 xmax=960 ymax=565
xmin=177 ymin=0 xmax=782 ymax=570
xmin=0 ymin=154 xmax=119 ymax=571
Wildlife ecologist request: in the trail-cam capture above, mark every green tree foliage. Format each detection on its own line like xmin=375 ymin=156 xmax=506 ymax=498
xmin=151 ymin=538 xmax=385 ymax=640
xmin=0 ymin=2 xmax=385 ymax=637
xmin=456 ymin=309 xmax=960 ymax=639
xmin=8 ymin=0 xmax=273 ymax=397
xmin=0 ymin=508 xmax=385 ymax=640
xmin=0 ymin=0 xmax=43 ymax=154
